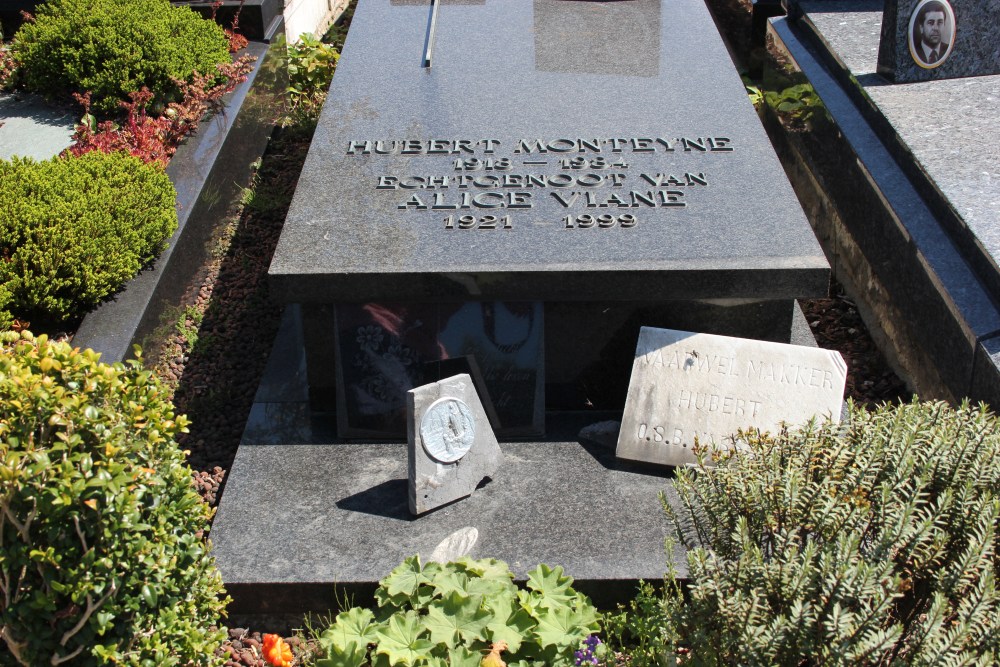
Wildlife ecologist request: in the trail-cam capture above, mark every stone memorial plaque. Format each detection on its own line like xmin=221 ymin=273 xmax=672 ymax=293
xmin=616 ymin=327 xmax=847 ymax=467
xmin=334 ymin=301 xmax=543 ymax=438
xmin=877 ymin=0 xmax=1000 ymax=82
xmin=420 ymin=398 xmax=476 ymax=462
xmin=269 ymin=0 xmax=829 ymax=305
xmin=409 ymin=374 xmax=502 ymax=515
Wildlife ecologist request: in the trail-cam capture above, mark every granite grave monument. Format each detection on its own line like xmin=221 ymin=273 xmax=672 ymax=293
xmin=210 ymin=0 xmax=834 ymax=612
xmin=877 ymin=0 xmax=1000 ymax=81
xmin=268 ymin=0 xmax=831 ymax=434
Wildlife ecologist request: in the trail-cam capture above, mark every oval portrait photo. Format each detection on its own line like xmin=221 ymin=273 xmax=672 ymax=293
xmin=908 ymin=0 xmax=956 ymax=68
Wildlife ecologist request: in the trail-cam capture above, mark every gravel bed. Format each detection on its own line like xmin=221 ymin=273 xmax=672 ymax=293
xmin=215 ymin=628 xmax=313 ymax=667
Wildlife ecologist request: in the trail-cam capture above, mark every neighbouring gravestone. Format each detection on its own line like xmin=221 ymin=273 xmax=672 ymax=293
xmin=877 ymin=0 xmax=1000 ymax=81
xmin=617 ymin=326 xmax=847 ymax=467
xmin=268 ymin=0 xmax=830 ymax=435
xmin=408 ymin=374 xmax=501 ymax=515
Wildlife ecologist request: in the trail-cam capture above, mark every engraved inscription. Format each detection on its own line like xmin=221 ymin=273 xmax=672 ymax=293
xmin=420 ymin=398 xmax=476 ymax=463
xmin=637 ymin=347 xmax=835 ymax=388
xmin=636 ymin=424 xmax=718 ymax=449
xmin=563 ymin=214 xmax=637 ymax=228
xmin=350 ymin=136 xmax=735 ymax=227
xmin=444 ymin=214 xmax=513 ymax=230
xmin=617 ymin=327 xmax=847 ymax=467
xmin=674 ymin=389 xmax=762 ymax=417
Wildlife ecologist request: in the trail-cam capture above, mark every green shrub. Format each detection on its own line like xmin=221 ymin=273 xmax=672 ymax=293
xmin=0 ymin=152 xmax=177 ymax=324
xmin=12 ymin=0 xmax=230 ymax=114
xmin=287 ymin=32 xmax=340 ymax=111
xmin=0 ymin=335 xmax=228 ymax=665
xmin=316 ymin=556 xmax=600 ymax=666
xmin=617 ymin=400 xmax=1000 ymax=665
xmin=0 ymin=284 xmax=12 ymax=332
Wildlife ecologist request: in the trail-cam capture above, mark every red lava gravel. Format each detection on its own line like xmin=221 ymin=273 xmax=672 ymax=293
xmin=217 ymin=628 xmax=311 ymax=667
xmin=149 ymin=123 xmax=312 ymax=502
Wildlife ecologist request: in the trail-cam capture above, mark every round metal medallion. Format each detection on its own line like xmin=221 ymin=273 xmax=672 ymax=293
xmin=420 ymin=398 xmax=475 ymax=463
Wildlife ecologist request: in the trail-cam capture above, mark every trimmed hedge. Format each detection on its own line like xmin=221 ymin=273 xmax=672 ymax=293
xmin=0 ymin=152 xmax=177 ymax=324
xmin=0 ymin=334 xmax=228 ymax=666
xmin=12 ymin=0 xmax=231 ymax=114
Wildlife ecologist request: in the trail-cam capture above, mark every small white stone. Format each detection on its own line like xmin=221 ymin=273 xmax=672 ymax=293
xmin=428 ymin=527 xmax=479 ymax=563
xmin=578 ymin=420 xmax=621 ymax=449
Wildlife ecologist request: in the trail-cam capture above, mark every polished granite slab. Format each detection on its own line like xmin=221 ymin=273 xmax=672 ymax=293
xmin=269 ymin=0 xmax=829 ymax=304
xmin=768 ymin=7 xmax=1000 ymax=403
xmin=212 ymin=298 xmax=823 ymax=613
xmin=73 ymin=39 xmax=286 ymax=362
xmin=211 ymin=308 xmax=684 ymax=614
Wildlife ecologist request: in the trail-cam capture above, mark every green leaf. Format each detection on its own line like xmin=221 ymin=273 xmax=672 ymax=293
xmin=533 ymin=605 xmax=598 ymax=650
xmin=323 ymin=607 xmax=378 ymax=653
xmin=447 ymin=645 xmax=483 ymax=667
xmin=317 ymin=639 xmax=369 ymax=667
xmin=525 ymin=564 xmax=574 ymax=606
xmin=486 ymin=605 xmax=535 ymax=655
xmin=454 ymin=557 xmax=513 ymax=581
xmin=140 ymin=584 xmax=158 ymax=607
xmin=375 ymin=611 xmax=435 ymax=666
xmin=429 ymin=568 xmax=471 ymax=599
xmin=424 ymin=591 xmax=492 ymax=648
xmin=382 ymin=555 xmax=428 ymax=603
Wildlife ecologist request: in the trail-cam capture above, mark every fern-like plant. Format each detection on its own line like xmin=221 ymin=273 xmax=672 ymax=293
xmin=619 ymin=400 xmax=1000 ymax=666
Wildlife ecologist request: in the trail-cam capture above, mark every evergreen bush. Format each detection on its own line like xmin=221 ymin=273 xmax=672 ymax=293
xmin=12 ymin=0 xmax=231 ymax=114
xmin=0 ymin=152 xmax=177 ymax=324
xmin=619 ymin=400 xmax=1000 ymax=665
xmin=0 ymin=335 xmax=228 ymax=666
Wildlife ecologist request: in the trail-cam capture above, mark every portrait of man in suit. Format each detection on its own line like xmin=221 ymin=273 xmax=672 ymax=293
xmin=908 ymin=0 xmax=956 ymax=68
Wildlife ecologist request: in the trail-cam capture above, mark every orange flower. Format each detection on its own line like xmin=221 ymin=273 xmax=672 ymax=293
xmin=262 ymin=634 xmax=294 ymax=667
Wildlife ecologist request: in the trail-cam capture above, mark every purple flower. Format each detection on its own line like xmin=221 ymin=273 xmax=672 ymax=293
xmin=575 ymin=635 xmax=602 ymax=666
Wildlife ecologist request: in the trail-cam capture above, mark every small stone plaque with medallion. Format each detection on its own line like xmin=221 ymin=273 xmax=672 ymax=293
xmin=616 ymin=327 xmax=847 ymax=468
xmin=408 ymin=374 xmax=502 ymax=515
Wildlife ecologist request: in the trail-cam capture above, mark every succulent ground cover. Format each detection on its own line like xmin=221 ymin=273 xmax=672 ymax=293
xmin=610 ymin=400 xmax=1000 ymax=666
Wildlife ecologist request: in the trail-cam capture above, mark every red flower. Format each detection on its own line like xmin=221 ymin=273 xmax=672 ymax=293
xmin=262 ymin=634 xmax=293 ymax=667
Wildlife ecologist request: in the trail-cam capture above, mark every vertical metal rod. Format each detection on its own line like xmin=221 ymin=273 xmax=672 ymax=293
xmin=423 ymin=0 xmax=439 ymax=68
